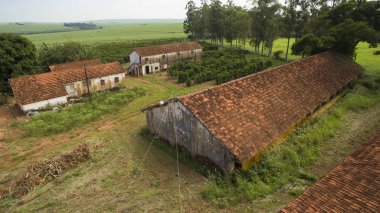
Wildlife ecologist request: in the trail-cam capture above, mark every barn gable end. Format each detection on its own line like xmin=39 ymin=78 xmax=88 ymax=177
xmin=146 ymin=100 xmax=236 ymax=172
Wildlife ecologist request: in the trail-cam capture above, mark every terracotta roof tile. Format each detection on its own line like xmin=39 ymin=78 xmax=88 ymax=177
xmin=49 ymin=59 xmax=101 ymax=72
xmin=9 ymin=61 xmax=125 ymax=105
xmin=178 ymin=52 xmax=363 ymax=164
xmin=281 ymin=132 xmax=380 ymax=212
xmin=133 ymin=42 xmax=202 ymax=57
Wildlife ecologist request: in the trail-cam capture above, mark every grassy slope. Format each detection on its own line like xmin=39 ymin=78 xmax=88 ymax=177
xmin=0 ymin=39 xmax=379 ymax=212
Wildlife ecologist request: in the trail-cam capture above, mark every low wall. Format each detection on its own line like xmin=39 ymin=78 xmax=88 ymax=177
xmin=20 ymin=96 xmax=68 ymax=112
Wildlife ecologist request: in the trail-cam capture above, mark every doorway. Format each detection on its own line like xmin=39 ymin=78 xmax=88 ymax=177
xmin=145 ymin=66 xmax=150 ymax=74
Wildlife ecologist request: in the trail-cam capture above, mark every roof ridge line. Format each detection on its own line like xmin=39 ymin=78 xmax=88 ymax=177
xmin=179 ymin=52 xmax=326 ymax=100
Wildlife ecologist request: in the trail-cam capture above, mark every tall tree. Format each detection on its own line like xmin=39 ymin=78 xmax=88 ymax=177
xmin=208 ymin=0 xmax=224 ymax=44
xmin=250 ymin=0 xmax=281 ymax=54
xmin=282 ymin=0 xmax=297 ymax=60
xmin=184 ymin=0 xmax=198 ymax=40
xmin=223 ymin=0 xmax=239 ymax=45
xmin=0 ymin=34 xmax=39 ymax=93
xmin=236 ymin=7 xmax=251 ymax=49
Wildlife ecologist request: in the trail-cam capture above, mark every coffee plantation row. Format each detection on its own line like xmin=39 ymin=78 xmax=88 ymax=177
xmin=168 ymin=47 xmax=275 ymax=86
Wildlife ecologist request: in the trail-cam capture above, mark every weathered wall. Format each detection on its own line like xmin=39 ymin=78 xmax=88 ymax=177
xmin=20 ymin=96 xmax=68 ymax=112
xmin=146 ymin=100 xmax=235 ymax=172
xmin=66 ymin=73 xmax=127 ymax=97
xmin=129 ymin=51 xmax=140 ymax=64
xmin=137 ymin=49 xmax=203 ymax=76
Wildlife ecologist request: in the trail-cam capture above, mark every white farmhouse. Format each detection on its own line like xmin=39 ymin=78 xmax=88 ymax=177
xmin=128 ymin=42 xmax=203 ymax=76
xmin=9 ymin=60 xmax=127 ymax=112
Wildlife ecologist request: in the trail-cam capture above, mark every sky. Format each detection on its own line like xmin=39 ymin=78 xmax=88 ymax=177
xmin=0 ymin=0 xmax=252 ymax=23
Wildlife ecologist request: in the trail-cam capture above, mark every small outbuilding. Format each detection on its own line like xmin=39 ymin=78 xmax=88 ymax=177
xmin=9 ymin=60 xmax=127 ymax=112
xmin=128 ymin=42 xmax=203 ymax=76
xmin=144 ymin=52 xmax=363 ymax=172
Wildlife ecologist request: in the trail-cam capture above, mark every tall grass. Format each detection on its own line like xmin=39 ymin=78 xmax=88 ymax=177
xmin=202 ymin=74 xmax=380 ymax=208
xmin=18 ymin=87 xmax=146 ymax=136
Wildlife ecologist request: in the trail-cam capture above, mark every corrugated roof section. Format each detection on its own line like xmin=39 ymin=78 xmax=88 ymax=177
xmin=9 ymin=61 xmax=125 ymax=105
xmin=133 ymin=42 xmax=203 ymax=57
xmin=281 ymin=132 xmax=380 ymax=212
xmin=178 ymin=52 xmax=363 ymax=164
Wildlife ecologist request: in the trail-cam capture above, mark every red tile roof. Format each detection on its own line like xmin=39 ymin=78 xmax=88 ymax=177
xmin=49 ymin=59 xmax=101 ymax=72
xmin=133 ymin=42 xmax=202 ymax=57
xmin=178 ymin=52 xmax=363 ymax=165
xmin=9 ymin=61 xmax=125 ymax=105
xmin=281 ymin=132 xmax=380 ymax=212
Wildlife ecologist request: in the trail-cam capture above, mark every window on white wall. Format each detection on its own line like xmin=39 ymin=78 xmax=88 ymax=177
xmin=65 ymin=84 xmax=75 ymax=94
xmin=100 ymin=79 xmax=106 ymax=86
xmin=114 ymin=77 xmax=119 ymax=83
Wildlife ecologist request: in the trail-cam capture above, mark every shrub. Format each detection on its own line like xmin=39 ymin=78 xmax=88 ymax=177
xmin=373 ymin=50 xmax=380 ymax=55
xmin=273 ymin=50 xmax=284 ymax=60
xmin=186 ymin=78 xmax=193 ymax=87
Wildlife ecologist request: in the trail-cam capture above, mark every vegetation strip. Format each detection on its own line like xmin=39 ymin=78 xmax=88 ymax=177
xmin=14 ymin=87 xmax=146 ymax=136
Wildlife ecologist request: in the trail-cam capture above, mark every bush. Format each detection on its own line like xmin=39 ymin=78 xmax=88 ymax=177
xmin=186 ymin=78 xmax=193 ymax=87
xmin=373 ymin=50 xmax=380 ymax=55
xmin=273 ymin=50 xmax=284 ymax=60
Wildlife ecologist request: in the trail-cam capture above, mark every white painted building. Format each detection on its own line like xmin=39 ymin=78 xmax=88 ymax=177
xmin=9 ymin=61 xmax=127 ymax=113
xmin=128 ymin=42 xmax=203 ymax=76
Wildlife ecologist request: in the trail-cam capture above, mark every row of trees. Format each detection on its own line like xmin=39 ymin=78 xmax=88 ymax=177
xmin=0 ymin=33 xmax=97 ymax=93
xmin=184 ymin=0 xmax=380 ymax=58
xmin=63 ymin=23 xmax=102 ymax=30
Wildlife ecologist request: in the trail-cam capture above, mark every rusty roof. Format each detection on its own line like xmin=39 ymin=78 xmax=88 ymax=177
xmin=49 ymin=59 xmax=101 ymax=72
xmin=178 ymin=52 xmax=363 ymax=164
xmin=9 ymin=61 xmax=125 ymax=105
xmin=281 ymin=132 xmax=380 ymax=212
xmin=132 ymin=42 xmax=202 ymax=57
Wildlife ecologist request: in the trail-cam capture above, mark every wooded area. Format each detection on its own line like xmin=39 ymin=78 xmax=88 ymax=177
xmin=184 ymin=0 xmax=379 ymax=58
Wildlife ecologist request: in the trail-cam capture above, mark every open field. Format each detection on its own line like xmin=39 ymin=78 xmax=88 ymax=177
xmin=11 ymin=23 xmax=185 ymax=46
xmin=0 ymin=23 xmax=76 ymax=34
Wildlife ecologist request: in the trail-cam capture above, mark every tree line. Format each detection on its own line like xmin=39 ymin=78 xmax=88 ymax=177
xmin=183 ymin=0 xmax=380 ymax=59
xmin=0 ymin=33 xmax=97 ymax=93
xmin=63 ymin=22 xmax=102 ymax=30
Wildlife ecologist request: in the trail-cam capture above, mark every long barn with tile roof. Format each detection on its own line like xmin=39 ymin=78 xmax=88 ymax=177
xmin=9 ymin=61 xmax=126 ymax=112
xmin=128 ymin=42 xmax=203 ymax=76
xmin=144 ymin=52 xmax=363 ymax=172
